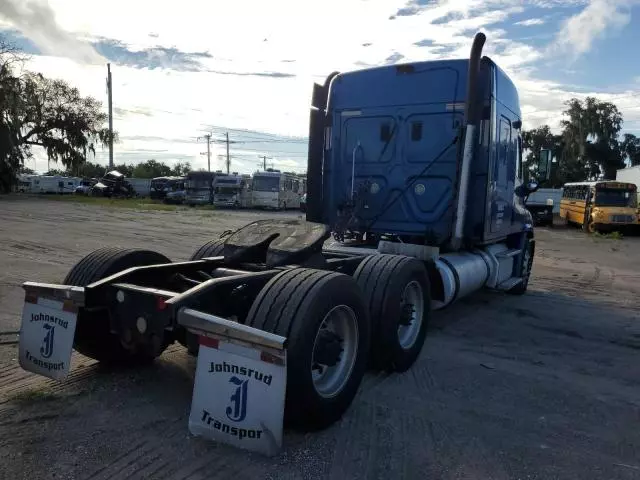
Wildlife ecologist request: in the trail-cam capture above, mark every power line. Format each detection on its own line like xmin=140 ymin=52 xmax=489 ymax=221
xmin=208 ymin=124 xmax=299 ymax=138
xmin=230 ymin=145 xmax=307 ymax=155
xmin=200 ymin=129 xmax=309 ymax=173
xmin=231 ymin=139 xmax=308 ymax=144
xmin=204 ymin=124 xmax=308 ymax=143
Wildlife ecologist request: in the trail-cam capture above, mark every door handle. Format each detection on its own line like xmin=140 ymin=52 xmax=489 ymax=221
xmin=351 ymin=141 xmax=361 ymax=201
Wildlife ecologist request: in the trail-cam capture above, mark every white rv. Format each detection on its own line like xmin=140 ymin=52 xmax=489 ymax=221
xmin=251 ymin=169 xmax=302 ymax=210
xmin=213 ymin=173 xmax=252 ymax=208
xmin=31 ymin=175 xmax=81 ymax=194
xmin=16 ymin=174 xmax=35 ymax=193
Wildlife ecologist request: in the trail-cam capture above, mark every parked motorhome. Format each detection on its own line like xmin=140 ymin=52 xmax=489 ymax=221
xmin=127 ymin=178 xmax=152 ymax=197
xmin=30 ymin=175 xmax=81 ymax=194
xmin=251 ymin=169 xmax=302 ymax=210
xmin=150 ymin=176 xmax=184 ymax=200
xmin=15 ymin=174 xmax=35 ymax=193
xmin=213 ymin=173 xmax=252 ymax=208
xmin=185 ymin=171 xmax=216 ymax=206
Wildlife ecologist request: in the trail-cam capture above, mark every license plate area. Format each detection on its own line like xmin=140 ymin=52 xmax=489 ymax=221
xmin=616 ymin=216 xmax=631 ymax=223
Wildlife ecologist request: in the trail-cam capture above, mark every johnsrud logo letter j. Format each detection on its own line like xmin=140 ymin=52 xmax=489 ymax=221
xmin=226 ymin=376 xmax=248 ymax=422
xmin=40 ymin=324 xmax=55 ymax=359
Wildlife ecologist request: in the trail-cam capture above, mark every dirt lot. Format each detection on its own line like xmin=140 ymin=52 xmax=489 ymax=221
xmin=0 ymin=195 xmax=639 ymax=480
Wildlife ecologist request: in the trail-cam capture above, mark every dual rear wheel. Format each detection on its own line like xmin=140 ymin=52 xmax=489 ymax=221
xmin=242 ymin=254 xmax=430 ymax=430
xmin=64 ymin=242 xmax=431 ymax=431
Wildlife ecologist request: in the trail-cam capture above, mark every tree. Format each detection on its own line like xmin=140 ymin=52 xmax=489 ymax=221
xmin=18 ymin=73 xmax=115 ymax=170
xmin=113 ymin=163 xmax=134 ymax=177
xmin=560 ymin=97 xmax=624 ymax=180
xmin=171 ymin=161 xmax=192 ymax=176
xmin=621 ymin=133 xmax=640 ymax=167
xmin=0 ymin=37 xmax=27 ymax=191
xmin=522 ymin=125 xmax=565 ymax=187
xmin=0 ymin=34 xmax=115 ymax=191
xmin=76 ymin=161 xmax=107 ymax=178
xmin=131 ymin=159 xmax=173 ymax=178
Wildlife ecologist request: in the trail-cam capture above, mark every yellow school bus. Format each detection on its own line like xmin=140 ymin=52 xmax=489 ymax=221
xmin=559 ymin=181 xmax=639 ymax=233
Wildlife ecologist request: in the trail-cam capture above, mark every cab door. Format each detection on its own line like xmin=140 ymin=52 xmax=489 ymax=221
xmin=489 ymin=115 xmax=515 ymax=235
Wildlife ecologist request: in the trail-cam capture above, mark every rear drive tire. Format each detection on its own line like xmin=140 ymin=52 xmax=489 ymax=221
xmin=189 ymin=238 xmax=226 ymax=261
xmin=245 ymin=268 xmax=371 ymax=431
xmin=353 ymin=254 xmax=431 ymax=373
xmin=64 ymin=247 xmax=172 ymax=364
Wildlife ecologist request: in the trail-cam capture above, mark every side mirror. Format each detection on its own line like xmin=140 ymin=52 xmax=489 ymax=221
xmin=537 ymin=149 xmax=552 ymax=181
xmin=516 ymin=180 xmax=539 ymax=199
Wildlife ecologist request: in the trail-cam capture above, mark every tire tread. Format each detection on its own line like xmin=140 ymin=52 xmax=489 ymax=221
xmin=245 ymin=268 xmax=370 ymax=430
xmin=353 ymin=254 xmax=430 ymax=372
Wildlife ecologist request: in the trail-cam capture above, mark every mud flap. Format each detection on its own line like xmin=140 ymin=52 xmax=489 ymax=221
xmin=179 ymin=308 xmax=287 ymax=457
xmin=18 ymin=282 xmax=85 ymax=381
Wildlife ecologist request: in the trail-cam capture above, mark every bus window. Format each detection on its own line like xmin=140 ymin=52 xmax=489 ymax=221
xmin=595 ymin=188 xmax=636 ymax=208
xmin=252 ymin=176 xmax=279 ymax=192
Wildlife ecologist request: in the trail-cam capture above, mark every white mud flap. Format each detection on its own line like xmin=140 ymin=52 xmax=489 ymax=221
xmin=179 ymin=308 xmax=287 ymax=457
xmin=18 ymin=282 xmax=85 ymax=381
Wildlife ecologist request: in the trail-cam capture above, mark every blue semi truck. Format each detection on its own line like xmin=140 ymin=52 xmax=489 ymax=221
xmin=17 ymin=33 xmax=550 ymax=454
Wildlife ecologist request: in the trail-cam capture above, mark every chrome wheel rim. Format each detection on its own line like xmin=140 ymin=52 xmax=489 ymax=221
xmin=311 ymin=305 xmax=359 ymax=398
xmin=398 ymin=280 xmax=424 ymax=350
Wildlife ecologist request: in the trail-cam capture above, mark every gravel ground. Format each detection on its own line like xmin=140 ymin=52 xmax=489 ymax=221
xmin=0 ymin=195 xmax=639 ymax=480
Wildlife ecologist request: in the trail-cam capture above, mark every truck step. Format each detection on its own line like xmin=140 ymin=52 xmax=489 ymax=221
xmin=495 ymin=249 xmax=521 ymax=258
xmin=497 ymin=277 xmax=523 ymax=290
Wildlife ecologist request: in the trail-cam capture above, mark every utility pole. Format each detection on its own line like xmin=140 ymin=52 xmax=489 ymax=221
xmin=107 ymin=63 xmax=114 ymax=169
xmin=206 ymin=134 xmax=211 ymax=172
xmin=197 ymin=133 xmax=212 ymax=171
xmin=225 ymin=132 xmax=230 ymax=174
xmin=258 ymin=155 xmax=272 ymax=170
xmin=212 ymin=132 xmax=237 ymax=174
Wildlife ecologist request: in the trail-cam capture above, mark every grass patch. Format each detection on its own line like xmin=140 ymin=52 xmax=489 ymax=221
xmin=9 ymin=388 xmax=58 ymax=404
xmin=593 ymin=230 xmax=624 ymax=240
xmin=44 ymin=195 xmax=217 ymax=213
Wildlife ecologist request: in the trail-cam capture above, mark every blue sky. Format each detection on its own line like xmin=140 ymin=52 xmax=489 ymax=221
xmin=0 ymin=0 xmax=639 ymax=174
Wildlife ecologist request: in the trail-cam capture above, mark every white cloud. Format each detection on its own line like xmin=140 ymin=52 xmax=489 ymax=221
xmin=527 ymin=0 xmax=589 ymax=7
xmin=553 ymin=0 xmax=639 ymax=57
xmin=515 ymin=18 xmax=546 ymax=26
xmin=0 ymin=0 xmax=104 ymax=64
xmin=3 ymin=0 xmax=640 ymax=173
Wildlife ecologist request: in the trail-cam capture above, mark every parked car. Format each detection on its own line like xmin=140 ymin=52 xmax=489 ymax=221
xmin=75 ymin=178 xmax=96 ymax=195
xmin=164 ymin=189 xmax=186 ymax=205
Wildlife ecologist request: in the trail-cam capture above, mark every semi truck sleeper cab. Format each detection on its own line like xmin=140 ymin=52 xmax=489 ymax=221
xmin=17 ymin=33 xmax=552 ymax=455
